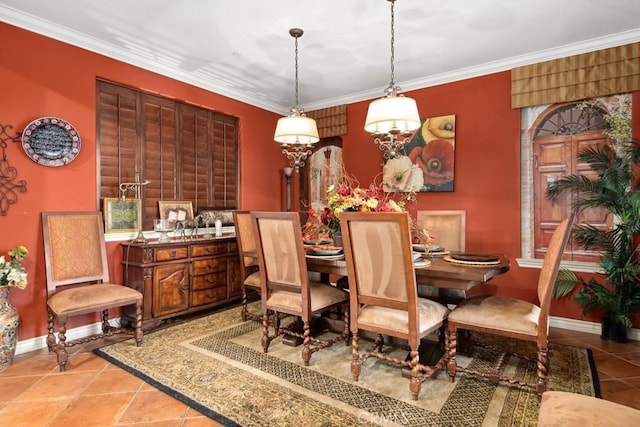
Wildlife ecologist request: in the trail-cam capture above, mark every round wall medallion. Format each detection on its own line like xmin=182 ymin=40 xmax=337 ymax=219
xmin=22 ymin=117 xmax=81 ymax=167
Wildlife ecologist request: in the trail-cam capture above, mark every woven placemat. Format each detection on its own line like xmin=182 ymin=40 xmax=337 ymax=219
xmin=443 ymin=254 xmax=501 ymax=266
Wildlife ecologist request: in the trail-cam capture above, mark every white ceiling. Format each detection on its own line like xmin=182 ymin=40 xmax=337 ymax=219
xmin=2 ymin=0 xmax=640 ymax=114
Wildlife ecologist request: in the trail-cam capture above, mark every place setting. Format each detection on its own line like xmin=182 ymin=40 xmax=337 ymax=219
xmin=305 ymin=244 xmax=344 ymax=260
xmin=443 ymin=253 xmax=502 ymax=266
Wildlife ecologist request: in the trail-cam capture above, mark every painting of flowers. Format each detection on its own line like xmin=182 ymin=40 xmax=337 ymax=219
xmin=383 ymin=114 xmax=455 ymax=192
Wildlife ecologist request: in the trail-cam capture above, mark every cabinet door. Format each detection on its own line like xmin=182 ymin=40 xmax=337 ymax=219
xmin=227 ymin=256 xmax=242 ymax=297
xmin=153 ymin=263 xmax=190 ymax=317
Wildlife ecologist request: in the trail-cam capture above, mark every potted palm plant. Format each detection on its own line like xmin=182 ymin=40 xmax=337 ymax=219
xmin=546 ymin=98 xmax=640 ymax=342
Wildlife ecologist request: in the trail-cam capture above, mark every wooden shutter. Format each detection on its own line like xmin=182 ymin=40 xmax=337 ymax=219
xmin=97 ymin=80 xmax=239 ymax=231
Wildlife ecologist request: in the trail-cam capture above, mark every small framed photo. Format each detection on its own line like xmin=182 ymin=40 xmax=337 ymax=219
xmin=103 ymin=198 xmax=142 ymax=233
xmin=158 ymin=200 xmax=194 ymax=222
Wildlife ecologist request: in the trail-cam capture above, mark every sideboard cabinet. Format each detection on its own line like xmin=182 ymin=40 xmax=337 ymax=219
xmin=121 ymin=236 xmax=241 ymax=328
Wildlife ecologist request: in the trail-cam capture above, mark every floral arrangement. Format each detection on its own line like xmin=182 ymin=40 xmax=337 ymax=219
xmin=303 ymin=172 xmax=409 ymax=239
xmin=0 ymin=245 xmax=28 ymax=289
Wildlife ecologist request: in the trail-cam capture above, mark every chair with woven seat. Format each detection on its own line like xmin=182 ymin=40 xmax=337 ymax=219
xmin=42 ymin=211 xmax=143 ymax=371
xmin=251 ymin=211 xmax=349 ymax=366
xmin=339 ymin=211 xmax=450 ymax=400
xmin=233 ymin=210 xmax=262 ymax=321
xmin=445 ymin=211 xmax=575 ymax=397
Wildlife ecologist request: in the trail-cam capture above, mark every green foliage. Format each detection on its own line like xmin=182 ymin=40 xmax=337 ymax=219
xmin=547 ymin=97 xmax=638 ymax=326
xmin=546 ymin=135 xmax=640 ymax=326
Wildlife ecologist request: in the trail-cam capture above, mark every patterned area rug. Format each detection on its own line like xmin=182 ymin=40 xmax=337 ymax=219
xmin=94 ymin=304 xmax=599 ymax=426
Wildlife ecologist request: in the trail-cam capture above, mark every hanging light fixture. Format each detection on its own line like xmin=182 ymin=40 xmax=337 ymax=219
xmin=274 ymin=28 xmax=319 ymax=171
xmin=364 ymin=0 xmax=420 ymax=159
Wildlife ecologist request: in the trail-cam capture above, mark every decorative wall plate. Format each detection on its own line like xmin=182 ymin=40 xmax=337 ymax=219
xmin=22 ymin=117 xmax=81 ymax=167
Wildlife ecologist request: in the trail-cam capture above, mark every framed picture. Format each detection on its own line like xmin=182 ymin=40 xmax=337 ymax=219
xmin=197 ymin=207 xmax=235 ymax=225
xmin=103 ymin=198 xmax=141 ymax=233
xmin=382 ymin=114 xmax=456 ymax=193
xmin=158 ymin=200 xmax=194 ymax=222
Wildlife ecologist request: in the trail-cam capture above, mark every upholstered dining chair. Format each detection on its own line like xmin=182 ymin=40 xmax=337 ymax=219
xmin=232 ymin=210 xmax=262 ymax=321
xmin=339 ymin=211 xmax=450 ymax=401
xmin=416 ymin=210 xmax=466 ymax=252
xmin=251 ymin=211 xmax=349 ymax=366
xmin=42 ymin=211 xmax=143 ymax=371
xmin=445 ymin=211 xmax=575 ymax=397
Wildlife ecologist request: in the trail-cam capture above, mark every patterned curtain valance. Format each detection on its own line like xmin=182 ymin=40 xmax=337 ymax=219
xmin=306 ymin=105 xmax=347 ymax=138
xmin=511 ymin=42 xmax=640 ymax=108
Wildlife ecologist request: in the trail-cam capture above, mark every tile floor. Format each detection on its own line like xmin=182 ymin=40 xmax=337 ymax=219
xmin=1 ymin=327 xmax=640 ymax=426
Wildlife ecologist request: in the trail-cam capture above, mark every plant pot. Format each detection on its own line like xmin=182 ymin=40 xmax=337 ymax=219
xmin=600 ymin=317 xmax=628 ymax=343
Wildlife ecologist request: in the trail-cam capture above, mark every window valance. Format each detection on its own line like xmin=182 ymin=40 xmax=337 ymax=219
xmin=511 ymin=42 xmax=640 ymax=108
xmin=306 ymin=105 xmax=347 ymax=138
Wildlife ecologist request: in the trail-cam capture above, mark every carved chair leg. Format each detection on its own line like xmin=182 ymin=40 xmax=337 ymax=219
xmin=301 ymin=321 xmax=311 ymax=366
xmin=241 ymin=289 xmax=249 ymax=322
xmin=134 ymin=302 xmax=144 ymax=346
xmin=409 ymin=347 xmax=421 ymax=401
xmin=536 ymin=347 xmax=549 ymax=397
xmin=46 ymin=309 xmax=56 ymax=352
xmin=446 ymin=323 xmax=457 ymax=382
xmin=56 ymin=322 xmax=69 ymax=372
xmin=351 ymin=332 xmax=361 ymax=381
xmin=342 ymin=306 xmax=350 ymax=345
xmin=101 ymin=309 xmax=110 ymax=333
xmin=261 ymin=312 xmax=270 ymax=353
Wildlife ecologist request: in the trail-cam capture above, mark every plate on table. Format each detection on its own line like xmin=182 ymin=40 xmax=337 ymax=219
xmin=414 ymin=259 xmax=431 ymax=268
xmin=305 ymin=253 xmax=345 ymax=260
xmin=303 ymin=239 xmax=332 ymax=246
xmin=307 ymin=245 xmax=343 ymax=256
xmin=450 ymin=253 xmax=499 ymax=263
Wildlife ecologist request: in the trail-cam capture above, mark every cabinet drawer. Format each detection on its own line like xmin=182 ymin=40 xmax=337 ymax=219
xmin=192 ymin=286 xmax=227 ymax=306
xmin=155 ymin=247 xmax=188 ymax=261
xmin=192 ymin=272 xmax=227 ymax=290
xmin=192 ymin=243 xmax=228 ymax=257
xmin=193 ymin=258 xmax=226 ymax=275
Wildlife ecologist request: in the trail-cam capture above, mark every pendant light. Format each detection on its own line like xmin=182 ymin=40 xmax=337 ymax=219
xmin=364 ymin=0 xmax=420 ymax=159
xmin=274 ymin=28 xmax=319 ymax=171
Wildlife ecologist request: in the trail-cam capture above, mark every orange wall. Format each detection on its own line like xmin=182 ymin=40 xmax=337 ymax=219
xmin=2 ymin=22 xmax=638 ymax=343
xmin=0 ymin=23 xmax=287 ymax=340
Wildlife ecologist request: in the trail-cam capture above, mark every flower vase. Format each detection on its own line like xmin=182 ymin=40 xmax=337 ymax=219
xmin=0 ymin=287 xmax=19 ymax=369
xmin=332 ymin=231 xmax=343 ymax=247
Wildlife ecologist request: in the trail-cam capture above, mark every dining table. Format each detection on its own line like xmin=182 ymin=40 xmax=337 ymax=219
xmin=305 ymin=252 xmax=511 ymax=297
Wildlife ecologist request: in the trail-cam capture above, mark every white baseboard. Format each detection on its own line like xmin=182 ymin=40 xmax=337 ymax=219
xmin=15 ymin=319 xmax=120 ymax=356
xmin=15 ymin=316 xmax=638 ymax=356
xmin=549 ymin=316 xmax=640 ymax=341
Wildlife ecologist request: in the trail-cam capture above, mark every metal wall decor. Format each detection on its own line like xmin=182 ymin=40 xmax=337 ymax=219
xmin=21 ymin=117 xmax=81 ymax=167
xmin=0 ymin=124 xmax=28 ymax=216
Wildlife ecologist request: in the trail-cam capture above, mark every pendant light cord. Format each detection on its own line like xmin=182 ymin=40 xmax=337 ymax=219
xmin=294 ymin=32 xmax=300 ymax=108
xmin=389 ymin=0 xmax=395 ymax=88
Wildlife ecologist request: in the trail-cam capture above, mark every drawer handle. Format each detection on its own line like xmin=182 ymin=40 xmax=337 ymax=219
xmin=169 ymin=250 xmax=177 ymax=257
xmin=207 ymin=263 xmax=218 ymax=269
xmin=205 ymin=277 xmax=218 ymax=284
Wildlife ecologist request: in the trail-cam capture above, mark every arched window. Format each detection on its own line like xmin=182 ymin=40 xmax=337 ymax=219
xmin=520 ymin=95 xmax=629 ymax=266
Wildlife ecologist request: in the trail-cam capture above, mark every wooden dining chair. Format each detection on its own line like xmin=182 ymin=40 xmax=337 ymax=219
xmin=42 ymin=211 xmax=143 ymax=371
xmin=446 ymin=211 xmax=575 ymax=397
xmin=251 ymin=211 xmax=349 ymax=366
xmin=339 ymin=211 xmax=450 ymax=400
xmin=232 ymin=210 xmax=262 ymax=321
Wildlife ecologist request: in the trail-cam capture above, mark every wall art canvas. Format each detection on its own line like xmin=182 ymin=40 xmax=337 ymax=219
xmin=103 ymin=198 xmax=141 ymax=233
xmin=382 ymin=114 xmax=455 ymax=193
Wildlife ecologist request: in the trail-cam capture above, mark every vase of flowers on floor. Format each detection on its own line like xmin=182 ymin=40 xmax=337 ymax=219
xmin=0 ymin=245 xmax=28 ymax=369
